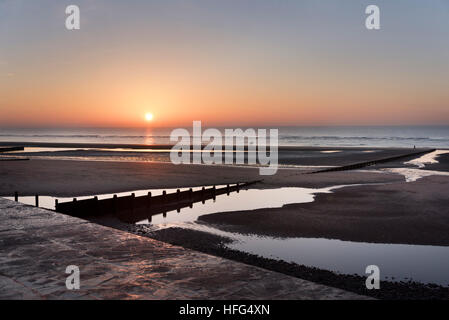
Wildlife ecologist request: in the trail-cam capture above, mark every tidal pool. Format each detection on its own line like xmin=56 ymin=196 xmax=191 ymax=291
xmin=138 ymin=186 xmax=449 ymax=286
xmin=7 ymin=182 xmax=449 ymax=286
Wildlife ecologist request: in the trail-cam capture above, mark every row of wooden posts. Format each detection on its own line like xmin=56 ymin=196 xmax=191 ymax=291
xmin=14 ymin=192 xmax=40 ymax=207
xmin=0 ymin=146 xmax=24 ymax=153
xmin=57 ymin=181 xmax=261 ymax=222
xmin=308 ymin=148 xmax=436 ymax=174
xmin=14 ymin=180 xmax=261 ymax=223
xmin=13 ymin=184 xmax=243 ymax=210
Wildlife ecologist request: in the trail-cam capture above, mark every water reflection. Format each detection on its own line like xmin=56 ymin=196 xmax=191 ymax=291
xmin=7 ymin=184 xmax=449 ymax=286
xmin=228 ymin=233 xmax=449 ymax=285
xmin=143 ymin=186 xmax=334 ymax=225
xmin=151 ymin=222 xmax=449 ymax=286
xmin=5 ymin=186 xmax=214 ymax=211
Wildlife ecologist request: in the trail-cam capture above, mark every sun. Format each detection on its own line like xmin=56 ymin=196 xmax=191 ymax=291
xmin=145 ymin=113 xmax=153 ymax=121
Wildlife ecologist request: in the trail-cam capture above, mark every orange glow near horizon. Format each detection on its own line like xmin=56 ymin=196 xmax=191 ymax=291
xmin=1 ymin=2 xmax=449 ymax=128
xmin=1 ymin=50 xmax=448 ymax=127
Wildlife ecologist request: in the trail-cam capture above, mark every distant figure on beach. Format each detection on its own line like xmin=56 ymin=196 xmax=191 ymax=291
xmin=414 ymin=145 xmax=416 ymax=149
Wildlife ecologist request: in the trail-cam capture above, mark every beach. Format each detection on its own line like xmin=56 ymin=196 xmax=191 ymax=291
xmin=2 ymin=145 xmax=449 ymax=299
xmin=0 ymin=155 xmax=403 ymax=197
xmin=1 ymin=146 xmax=448 ymax=246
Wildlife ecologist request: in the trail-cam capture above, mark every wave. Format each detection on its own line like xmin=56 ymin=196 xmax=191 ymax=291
xmin=279 ymin=135 xmax=448 ymax=142
xmin=0 ymin=133 xmax=447 ymax=142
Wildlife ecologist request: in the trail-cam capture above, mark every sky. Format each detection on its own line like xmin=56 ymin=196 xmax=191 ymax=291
xmin=1 ymin=0 xmax=448 ymax=127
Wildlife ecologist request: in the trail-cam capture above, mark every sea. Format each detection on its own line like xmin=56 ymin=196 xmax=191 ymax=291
xmin=0 ymin=126 xmax=448 ymax=148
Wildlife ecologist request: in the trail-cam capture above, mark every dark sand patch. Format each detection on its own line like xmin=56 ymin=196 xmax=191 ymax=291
xmin=0 ymin=159 xmax=402 ymax=197
xmin=422 ymin=153 xmax=449 ymax=172
xmin=199 ymin=175 xmax=449 ymax=246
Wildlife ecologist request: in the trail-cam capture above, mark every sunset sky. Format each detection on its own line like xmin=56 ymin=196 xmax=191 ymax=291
xmin=1 ymin=0 xmax=448 ymax=127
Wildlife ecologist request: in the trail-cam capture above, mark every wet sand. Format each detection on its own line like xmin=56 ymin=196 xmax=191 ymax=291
xmin=422 ymin=153 xmax=449 ymax=172
xmin=0 ymin=143 xmax=429 ymax=167
xmin=200 ymin=175 xmax=449 ymax=246
xmin=0 ymin=158 xmax=402 ymax=197
xmin=2 ymin=152 xmax=448 ymax=246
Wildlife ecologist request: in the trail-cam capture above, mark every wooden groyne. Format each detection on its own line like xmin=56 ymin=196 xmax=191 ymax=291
xmin=0 ymin=146 xmax=29 ymax=161
xmin=55 ymin=180 xmax=262 ymax=223
xmin=0 ymin=158 xmax=29 ymax=161
xmin=0 ymin=146 xmax=24 ymax=153
xmin=308 ymin=148 xmax=436 ymax=174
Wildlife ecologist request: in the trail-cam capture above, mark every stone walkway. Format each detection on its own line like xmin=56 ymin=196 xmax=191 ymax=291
xmin=0 ymin=198 xmax=368 ymax=299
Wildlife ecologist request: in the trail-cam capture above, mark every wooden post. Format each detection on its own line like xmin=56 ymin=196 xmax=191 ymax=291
xmin=55 ymin=199 xmax=59 ymax=210
xmin=147 ymin=192 xmax=152 ymax=209
xmin=213 ymin=185 xmax=216 ymax=200
xmin=201 ymin=187 xmax=205 ymax=204
xmin=176 ymin=189 xmax=180 ymax=201
xmin=35 ymin=195 xmax=39 ymax=207
xmin=131 ymin=193 xmax=135 ymax=215
xmin=113 ymin=195 xmax=118 ymax=214
xmin=94 ymin=196 xmax=99 ymax=215
xmin=72 ymin=198 xmax=77 ymax=216
xmin=236 ymin=183 xmax=240 ymax=193
xmin=226 ymin=184 xmax=230 ymax=195
xmin=14 ymin=191 xmax=18 ymax=202
xmin=189 ymin=188 xmax=193 ymax=200
xmin=162 ymin=190 xmax=167 ymax=204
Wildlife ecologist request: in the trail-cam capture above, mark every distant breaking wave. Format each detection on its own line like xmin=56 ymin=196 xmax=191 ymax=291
xmin=0 ymin=134 xmax=447 ymax=141
xmin=279 ymin=135 xmax=448 ymax=142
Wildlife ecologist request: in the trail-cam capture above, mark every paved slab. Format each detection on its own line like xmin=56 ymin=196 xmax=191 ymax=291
xmin=0 ymin=198 xmax=368 ymax=299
